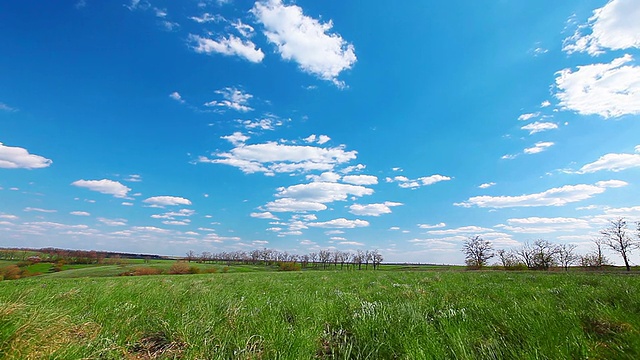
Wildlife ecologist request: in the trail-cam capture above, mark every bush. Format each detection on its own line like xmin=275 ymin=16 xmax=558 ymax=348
xmin=189 ymin=266 xmax=201 ymax=274
xmin=168 ymin=261 xmax=191 ymax=275
xmin=278 ymin=262 xmax=301 ymax=271
xmin=132 ymin=267 xmax=163 ymax=276
xmin=204 ymin=267 xmax=218 ymax=274
xmin=222 ymin=266 xmax=230 ymax=273
xmin=0 ymin=265 xmax=22 ymax=280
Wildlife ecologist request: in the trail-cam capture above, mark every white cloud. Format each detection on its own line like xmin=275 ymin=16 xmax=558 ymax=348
xmin=0 ymin=142 xmax=52 ymax=169
xmin=122 ymin=202 xmax=134 ymax=206
xmin=233 ymin=20 xmax=255 ymax=38
xmin=306 ymin=172 xmax=341 ymax=183
xmin=339 ymin=241 xmax=365 ymax=246
xmin=317 ymin=135 xmax=331 ymax=144
xmin=524 ymin=141 xmax=554 ymax=154
xmin=418 ymin=223 xmax=446 ymax=229
xmin=70 ymin=211 xmax=90 ymax=216
xmin=275 ymin=182 xmax=373 ymax=203
xmin=189 ymin=34 xmax=264 ymax=63
xmin=251 ymin=212 xmax=279 ymax=220
xmin=264 ymin=198 xmax=327 ymax=212
xmin=541 ymin=100 xmax=551 ymax=108
xmin=239 ymin=116 xmax=284 ymax=130
xmin=0 ymin=214 xmax=18 ymax=220
xmin=221 ymin=132 xmax=250 ymax=146
xmin=577 ymin=148 xmax=640 ymax=173
xmin=125 ymin=174 xmax=142 ymax=182
xmin=388 ymin=174 xmax=451 ymax=189
xmin=169 ymin=92 xmax=185 ymax=103
xmin=151 ymin=209 xmax=195 ymax=220
xmin=518 ymin=112 xmax=540 ymax=121
xmin=190 ymin=13 xmax=224 ymax=23
xmin=478 ymin=182 xmax=496 ymax=189
xmin=307 ymin=218 xmax=369 ymax=229
xmin=521 ymin=122 xmax=558 ymax=135
xmin=200 ymin=141 xmax=357 ymax=176
xmin=0 ymin=102 xmax=17 ymax=112
xmin=72 ymin=179 xmax=130 ymax=198
xmin=563 ymin=0 xmax=640 ymax=56
xmin=555 ymin=55 xmax=640 ymax=118
xmin=349 ymin=202 xmax=403 ymax=216
xmin=342 ymin=174 xmax=378 ymax=185
xmin=498 ymin=217 xmax=591 ymax=234
xmin=427 ymin=226 xmax=493 ymax=236
xmin=251 ymin=0 xmax=356 ymax=85
xmin=98 ymin=218 xmax=127 ymax=226
xmin=143 ymin=196 xmax=192 ymax=207
xmin=501 ymin=154 xmax=518 ymax=160
xmin=455 ymin=181 xmax=627 ymax=208
xmin=204 ymin=87 xmax=254 ymax=112
xmin=24 ymin=207 xmax=57 ymax=213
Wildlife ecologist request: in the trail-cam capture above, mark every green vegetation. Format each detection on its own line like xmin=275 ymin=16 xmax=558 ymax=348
xmin=1 ymin=270 xmax=639 ymax=359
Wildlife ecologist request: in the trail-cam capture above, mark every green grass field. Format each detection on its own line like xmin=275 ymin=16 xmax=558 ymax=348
xmin=1 ymin=270 xmax=639 ymax=359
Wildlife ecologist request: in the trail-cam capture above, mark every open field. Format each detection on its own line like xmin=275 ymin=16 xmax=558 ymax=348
xmin=1 ymin=270 xmax=640 ymax=359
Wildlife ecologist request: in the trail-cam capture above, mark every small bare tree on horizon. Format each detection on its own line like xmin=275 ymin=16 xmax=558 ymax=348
xmin=462 ymin=235 xmax=494 ymax=268
xmin=600 ymin=218 xmax=639 ymax=271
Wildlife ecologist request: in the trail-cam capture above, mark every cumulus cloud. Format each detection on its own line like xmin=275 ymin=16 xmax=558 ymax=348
xmin=251 ymin=0 xmax=356 ymax=85
xmin=306 ymin=172 xmax=341 ymax=183
xmin=221 ymin=132 xmax=250 ymax=146
xmin=349 ymin=202 xmax=403 ymax=216
xmin=555 ymin=55 xmax=640 ymax=118
xmin=386 ymin=174 xmax=451 ymax=189
xmin=275 ymin=182 xmax=373 ymax=203
xmin=143 ymin=196 xmax=192 ymax=207
xmin=250 ymin=211 xmax=279 ymax=220
xmin=577 ymin=147 xmax=640 ymax=173
xmin=0 ymin=142 xmax=52 ymax=169
xmin=204 ymin=87 xmax=254 ymax=112
xmin=455 ymin=180 xmax=627 ymax=208
xmin=521 ymin=122 xmax=559 ymax=135
xmin=169 ymin=92 xmax=185 ymax=103
xmin=264 ymin=198 xmax=327 ymax=212
xmin=563 ymin=0 xmax=640 ymax=56
xmin=199 ymin=141 xmax=357 ymax=176
xmin=342 ymin=174 xmax=378 ymax=185
xmin=72 ymin=179 xmax=130 ymax=198
xmin=307 ymin=218 xmax=369 ymax=229
xmin=189 ymin=34 xmax=264 ymax=63
xmin=98 ymin=218 xmax=128 ymax=226
xmin=478 ymin=182 xmax=496 ymax=189
xmin=524 ymin=142 xmax=554 ymax=154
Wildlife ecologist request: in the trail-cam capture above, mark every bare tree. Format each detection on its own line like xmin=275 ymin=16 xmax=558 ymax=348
xmin=557 ymin=244 xmax=578 ymax=271
xmin=581 ymin=238 xmax=609 ymax=269
xmin=531 ymin=239 xmax=559 ymax=270
xmin=601 ymin=218 xmax=639 ymax=271
xmin=185 ymin=250 xmax=196 ymax=263
xmin=462 ymin=235 xmax=494 ymax=268
xmin=496 ymin=249 xmax=519 ymax=268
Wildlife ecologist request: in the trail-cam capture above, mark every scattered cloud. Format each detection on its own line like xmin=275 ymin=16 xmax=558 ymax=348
xmin=251 ymin=0 xmax=356 ymax=85
xmin=418 ymin=223 xmax=446 ymax=229
xmin=265 ymin=198 xmax=327 ymax=212
xmin=0 ymin=103 xmax=17 ymax=112
xmin=98 ymin=218 xmax=127 ymax=226
xmin=143 ymin=196 xmax=192 ymax=207
xmin=555 ymin=55 xmax=640 ymax=118
xmin=455 ymin=180 xmax=627 ymax=208
xmin=190 ymin=13 xmax=224 ymax=24
xmin=349 ymin=202 xmax=403 ymax=216
xmin=541 ymin=100 xmax=551 ymax=108
xmin=189 ymin=34 xmax=264 ymax=63
xmin=200 ymin=141 xmax=357 ymax=176
xmin=275 ymin=182 xmax=373 ymax=204
xmin=24 ymin=207 xmax=57 ymax=213
xmin=497 ymin=217 xmax=591 ymax=233
xmin=124 ymin=174 xmax=142 ymax=182
xmin=70 ymin=211 xmax=90 ymax=216
xmin=250 ymin=212 xmax=279 ymax=220
xmin=169 ymin=92 xmax=185 ymax=103
xmin=386 ymin=174 xmax=451 ymax=189
xmin=221 ymin=132 xmax=250 ymax=146
xmin=524 ymin=141 xmax=554 ymax=154
xmin=71 ymin=179 xmax=130 ymax=198
xmin=563 ymin=0 xmax=640 ymax=56
xmin=0 ymin=142 xmax=52 ymax=169
xmin=204 ymin=87 xmax=254 ymax=112
xmin=521 ymin=122 xmax=558 ymax=135
xmin=478 ymin=182 xmax=496 ymax=189
xmin=342 ymin=174 xmax=378 ymax=185
xmin=518 ymin=112 xmax=540 ymax=121
xmin=307 ymin=218 xmax=369 ymax=229
xmin=577 ymin=147 xmax=640 ymax=173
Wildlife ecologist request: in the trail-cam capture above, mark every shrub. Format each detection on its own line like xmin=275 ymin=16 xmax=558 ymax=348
xmin=278 ymin=262 xmax=301 ymax=271
xmin=189 ymin=266 xmax=201 ymax=274
xmin=222 ymin=266 xmax=230 ymax=273
xmin=204 ymin=267 xmax=218 ymax=274
xmin=132 ymin=267 xmax=163 ymax=276
xmin=168 ymin=261 xmax=191 ymax=275
xmin=0 ymin=265 xmax=22 ymax=280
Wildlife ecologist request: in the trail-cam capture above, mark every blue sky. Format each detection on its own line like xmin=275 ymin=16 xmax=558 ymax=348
xmin=1 ymin=0 xmax=640 ymax=264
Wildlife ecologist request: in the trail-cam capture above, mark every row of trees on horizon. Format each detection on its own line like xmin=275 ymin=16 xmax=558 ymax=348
xmin=463 ymin=218 xmax=640 ymax=271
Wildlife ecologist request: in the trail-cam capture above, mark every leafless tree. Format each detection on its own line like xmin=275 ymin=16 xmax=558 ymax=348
xmin=462 ymin=235 xmax=494 ymax=268
xmin=496 ymin=249 xmax=519 ymax=268
xmin=600 ymin=218 xmax=639 ymax=271
xmin=185 ymin=250 xmax=196 ymax=263
xmin=557 ymin=244 xmax=578 ymax=271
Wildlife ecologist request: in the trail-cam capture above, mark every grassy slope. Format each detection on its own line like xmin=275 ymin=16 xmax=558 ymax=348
xmin=1 ymin=271 xmax=639 ymax=359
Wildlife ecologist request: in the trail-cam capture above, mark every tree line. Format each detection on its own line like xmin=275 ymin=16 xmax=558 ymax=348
xmin=463 ymin=218 xmax=640 ymax=271
xmin=185 ymin=248 xmax=384 ymax=270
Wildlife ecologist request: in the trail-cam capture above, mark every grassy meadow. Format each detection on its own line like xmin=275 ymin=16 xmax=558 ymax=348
xmin=1 ymin=268 xmax=640 ymax=359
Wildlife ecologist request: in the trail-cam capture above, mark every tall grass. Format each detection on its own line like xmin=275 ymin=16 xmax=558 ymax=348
xmin=0 ymin=271 xmax=639 ymax=359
